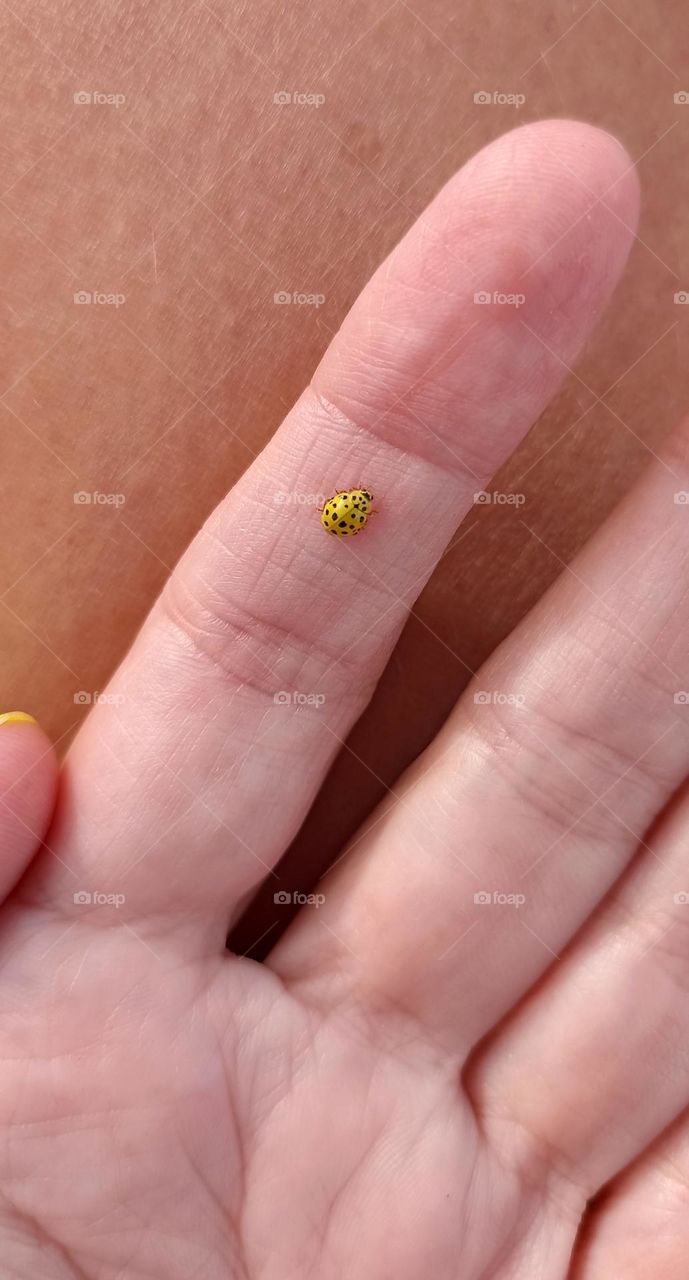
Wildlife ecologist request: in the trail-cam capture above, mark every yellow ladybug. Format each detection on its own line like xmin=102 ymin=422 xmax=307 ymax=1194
xmin=321 ymin=488 xmax=374 ymax=537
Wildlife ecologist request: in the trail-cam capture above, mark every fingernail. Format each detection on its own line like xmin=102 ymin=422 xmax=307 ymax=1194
xmin=0 ymin=712 xmax=37 ymax=728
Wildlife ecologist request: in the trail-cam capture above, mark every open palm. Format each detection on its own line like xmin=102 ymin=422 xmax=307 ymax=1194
xmin=2 ymin=121 xmax=687 ymax=1278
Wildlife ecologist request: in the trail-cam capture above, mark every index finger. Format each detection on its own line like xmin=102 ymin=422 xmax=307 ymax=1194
xmin=38 ymin=120 xmax=639 ymax=943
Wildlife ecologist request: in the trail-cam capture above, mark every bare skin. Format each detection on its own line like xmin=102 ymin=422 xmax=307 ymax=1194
xmin=1 ymin=117 xmax=689 ymax=1278
xmin=1 ymin=2 xmax=686 ymax=937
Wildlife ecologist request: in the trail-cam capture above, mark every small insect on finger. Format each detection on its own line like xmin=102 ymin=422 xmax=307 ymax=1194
xmin=320 ymin=488 xmax=375 ymax=538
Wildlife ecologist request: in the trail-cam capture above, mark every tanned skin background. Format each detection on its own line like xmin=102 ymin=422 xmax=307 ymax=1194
xmin=0 ymin=1 xmax=686 ymax=950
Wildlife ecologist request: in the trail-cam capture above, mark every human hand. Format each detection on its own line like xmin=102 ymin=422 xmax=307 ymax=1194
xmin=2 ymin=120 xmax=683 ymax=1277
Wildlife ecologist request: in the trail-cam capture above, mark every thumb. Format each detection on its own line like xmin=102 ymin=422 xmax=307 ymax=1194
xmin=0 ymin=713 xmax=58 ymax=902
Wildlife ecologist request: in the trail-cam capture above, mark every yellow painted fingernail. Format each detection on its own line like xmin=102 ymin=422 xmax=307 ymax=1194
xmin=0 ymin=712 xmax=37 ymax=728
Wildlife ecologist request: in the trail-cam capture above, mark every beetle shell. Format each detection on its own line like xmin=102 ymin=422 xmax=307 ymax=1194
xmin=321 ymin=489 xmax=374 ymax=537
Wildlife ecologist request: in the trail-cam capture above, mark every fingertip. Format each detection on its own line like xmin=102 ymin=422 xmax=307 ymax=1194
xmin=519 ymin=118 xmax=639 ymax=270
xmin=0 ymin=711 xmax=58 ymax=898
xmin=0 ymin=711 xmax=38 ymax=728
xmin=496 ymin=117 xmax=638 ymax=184
xmin=0 ymin=710 xmax=57 ymax=812
xmin=315 ymin=116 xmax=641 ymax=477
xmin=462 ymin=116 xmax=640 ymax=274
xmin=514 ymin=116 xmax=640 ymax=234
xmin=461 ymin=118 xmax=640 ymax=363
